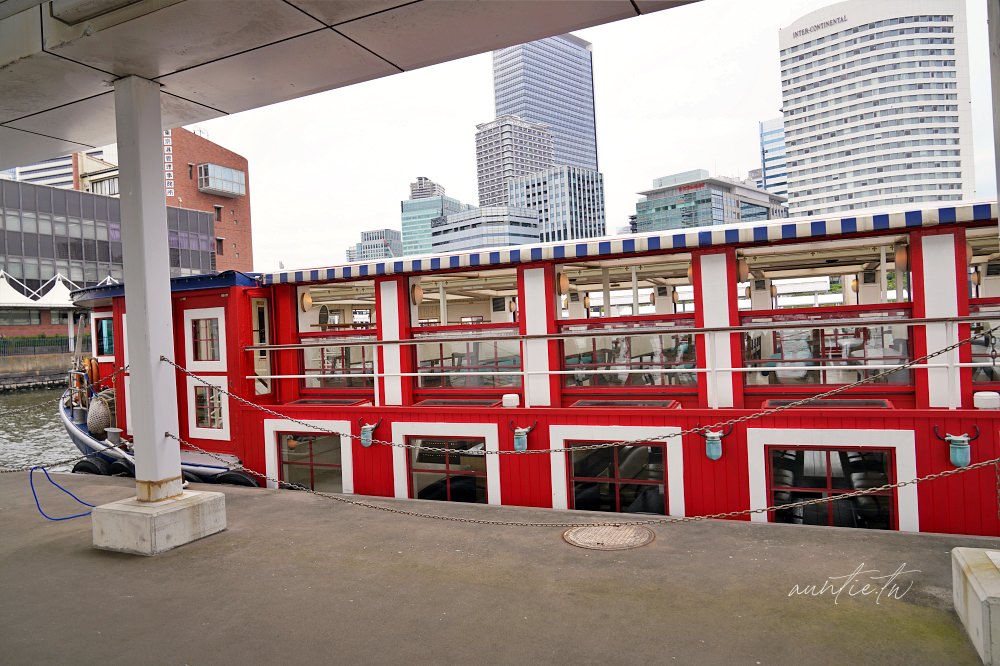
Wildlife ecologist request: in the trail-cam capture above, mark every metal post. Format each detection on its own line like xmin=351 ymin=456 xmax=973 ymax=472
xmin=113 ymin=76 xmax=183 ymax=502
xmin=990 ymin=0 xmax=1000 ymax=212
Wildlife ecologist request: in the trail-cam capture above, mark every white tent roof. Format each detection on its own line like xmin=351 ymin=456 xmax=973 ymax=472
xmin=33 ymin=275 xmax=77 ymax=309
xmin=0 ymin=272 xmax=37 ymax=308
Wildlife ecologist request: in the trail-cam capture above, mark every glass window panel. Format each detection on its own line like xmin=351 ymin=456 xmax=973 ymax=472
xmin=193 ymin=385 xmax=224 ymax=429
xmin=95 ymin=317 xmax=114 ymax=356
xmin=191 ymin=318 xmax=220 ymax=361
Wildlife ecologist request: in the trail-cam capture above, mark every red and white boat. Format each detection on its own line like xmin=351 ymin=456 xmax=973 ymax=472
xmin=67 ymin=201 xmax=1000 ymax=536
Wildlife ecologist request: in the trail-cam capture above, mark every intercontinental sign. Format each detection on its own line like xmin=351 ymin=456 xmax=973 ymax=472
xmin=793 ymin=15 xmax=847 ymax=39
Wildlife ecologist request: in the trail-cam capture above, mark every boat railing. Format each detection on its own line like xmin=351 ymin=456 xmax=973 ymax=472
xmin=244 ymin=310 xmax=1000 ymax=393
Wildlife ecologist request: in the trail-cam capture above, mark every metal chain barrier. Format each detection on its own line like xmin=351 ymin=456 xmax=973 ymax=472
xmin=166 ymin=432 xmax=1000 ymax=528
xmin=0 ymin=445 xmax=124 ymax=475
xmin=0 ymin=365 xmax=129 ymax=417
xmin=160 ymin=324 xmax=995 ymax=456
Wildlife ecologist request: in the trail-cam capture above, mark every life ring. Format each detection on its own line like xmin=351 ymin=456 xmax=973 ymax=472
xmin=84 ymin=357 xmax=100 ymax=387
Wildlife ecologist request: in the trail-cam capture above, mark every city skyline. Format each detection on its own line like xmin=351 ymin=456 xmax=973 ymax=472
xmin=191 ymin=0 xmax=993 ymax=272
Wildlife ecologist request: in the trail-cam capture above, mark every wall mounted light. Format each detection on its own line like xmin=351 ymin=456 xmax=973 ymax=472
xmin=850 ymin=277 xmax=859 ymax=293
xmin=359 ymin=418 xmax=383 ymax=448
xmin=769 ymin=284 xmax=778 ymax=298
xmin=971 ymin=269 xmax=982 ymax=286
xmin=557 ymin=272 xmax=570 ymax=295
xmin=509 ymin=420 xmax=537 ymax=452
xmin=299 ymin=291 xmax=313 ymax=312
xmin=700 ymin=425 xmax=733 ymax=461
xmin=671 ymin=289 xmax=679 ymax=304
xmin=410 ymin=283 xmax=424 ymax=305
xmin=508 ymin=297 xmax=518 ymax=313
xmin=687 ymin=263 xmax=694 ymax=283
xmin=894 ymin=245 xmax=909 ymax=272
xmin=737 ymin=258 xmax=750 ymax=282
xmin=744 ymin=285 xmax=751 ymax=299
xmin=934 ymin=425 xmax=978 ymax=467
xmin=583 ymin=294 xmax=591 ymax=309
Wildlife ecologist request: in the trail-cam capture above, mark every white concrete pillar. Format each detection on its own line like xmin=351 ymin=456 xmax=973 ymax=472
xmin=697 ymin=253 xmax=736 ymax=408
xmin=114 ymin=76 xmax=182 ymax=502
xmin=521 ymin=266 xmax=554 ymax=407
xmin=918 ymin=234 xmax=961 ymax=408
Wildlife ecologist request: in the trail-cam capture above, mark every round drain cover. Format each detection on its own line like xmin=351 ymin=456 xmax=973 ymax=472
xmin=562 ymin=525 xmax=655 ymax=551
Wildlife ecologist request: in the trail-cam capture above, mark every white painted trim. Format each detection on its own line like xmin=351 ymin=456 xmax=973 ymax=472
xmin=919 ymin=234 xmax=960 ymax=408
xmin=182 ymin=306 xmax=227 ymax=373
xmin=185 ymin=375 xmax=231 ymax=441
xmin=379 ymin=280 xmax=402 ymax=405
xmin=262 ymin=419 xmax=354 ymax=492
xmin=745 ymin=428 xmax=918 ymax=532
xmin=390 ymin=421 xmax=500 ymax=505
xmin=91 ymin=311 xmax=115 ymax=363
xmin=123 ymin=375 xmax=132 ymax=433
xmin=121 ymin=313 xmax=129 ymax=367
xmin=522 ymin=267 xmax=550 ymax=408
xmin=698 ymin=253 xmax=734 ymax=408
xmin=548 ymin=425 xmax=684 ymax=516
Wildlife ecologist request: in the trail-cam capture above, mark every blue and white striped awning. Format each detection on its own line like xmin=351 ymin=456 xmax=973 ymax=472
xmin=262 ymin=201 xmax=998 ymax=286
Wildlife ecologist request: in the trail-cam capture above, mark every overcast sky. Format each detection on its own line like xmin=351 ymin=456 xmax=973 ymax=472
xmin=193 ymin=0 xmax=995 ymax=273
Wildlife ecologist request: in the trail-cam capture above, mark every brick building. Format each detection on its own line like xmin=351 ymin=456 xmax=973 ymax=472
xmin=161 ymin=128 xmax=253 ymax=272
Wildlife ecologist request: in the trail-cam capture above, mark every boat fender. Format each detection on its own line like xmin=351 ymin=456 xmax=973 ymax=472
xmin=86 ymin=395 xmax=112 ymax=440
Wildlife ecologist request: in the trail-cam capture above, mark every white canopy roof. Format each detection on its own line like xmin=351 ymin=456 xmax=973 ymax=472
xmin=0 ymin=272 xmax=37 ymax=308
xmin=33 ymin=275 xmax=77 ymax=308
xmin=0 ymin=0 xmax=690 ymax=169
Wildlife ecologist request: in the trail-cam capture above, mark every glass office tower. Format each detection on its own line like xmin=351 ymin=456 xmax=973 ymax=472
xmin=493 ymin=33 xmax=598 ymax=171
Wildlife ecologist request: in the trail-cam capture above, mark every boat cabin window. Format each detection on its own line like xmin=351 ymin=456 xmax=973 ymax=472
xmin=969 ymin=230 xmax=1000 ymax=386
xmin=92 ymin=313 xmax=114 ymax=359
xmin=410 ymin=270 xmax=521 ymax=390
xmin=296 ymin=282 xmax=376 ymax=394
xmin=768 ymin=447 xmax=894 ymax=530
xmin=193 ymin=385 xmax=224 ymax=430
xmin=297 ymin=282 xmax=376 ymax=334
xmin=557 ymin=255 xmax=692 ymax=320
xmin=567 ymin=442 xmax=666 ymax=515
xmin=250 ymin=297 xmax=272 ymax=395
xmin=279 ymin=433 xmax=343 ymax=492
xmin=409 ymin=437 xmax=487 ymax=504
xmin=191 ymin=318 xmax=221 ymax=362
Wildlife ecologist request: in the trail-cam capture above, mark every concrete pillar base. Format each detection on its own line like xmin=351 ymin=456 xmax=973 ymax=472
xmin=952 ymin=547 xmax=1000 ymax=664
xmin=92 ymin=490 xmax=226 ymax=556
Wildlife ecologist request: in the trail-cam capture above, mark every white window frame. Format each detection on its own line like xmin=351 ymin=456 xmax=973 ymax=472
xmin=548 ymin=425 xmax=685 ymax=515
xmin=91 ymin=312 xmax=115 ymax=363
xmin=263 ymin=419 xmax=354 ymax=493
xmin=391 ymin=422 xmax=501 ymax=505
xmin=186 ymin=375 xmax=230 ymax=441
xmin=746 ymin=428 xmax=918 ymax=532
xmin=183 ymin=306 xmax=227 ymax=372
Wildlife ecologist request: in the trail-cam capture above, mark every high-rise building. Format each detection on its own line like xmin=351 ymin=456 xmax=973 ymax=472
xmin=779 ymin=0 xmax=975 ymax=216
xmin=401 ymin=188 xmax=474 ymax=256
xmin=0 ymin=179 xmax=216 ymax=295
xmin=409 ymin=176 xmax=446 ymax=200
xmin=494 ymin=34 xmax=598 ymax=171
xmin=347 ymin=229 xmax=403 ymax=262
xmin=430 ymin=206 xmax=539 ymax=253
xmin=475 ymin=116 xmax=554 ymax=207
xmin=11 ymin=148 xmax=110 ymax=189
xmin=758 ymin=117 xmax=788 ymax=198
xmin=634 ymin=170 xmax=787 ymax=233
xmin=508 ymin=166 xmax=606 ymax=242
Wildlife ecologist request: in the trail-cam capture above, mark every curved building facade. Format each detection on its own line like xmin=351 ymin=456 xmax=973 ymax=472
xmin=779 ymin=0 xmax=975 ymax=217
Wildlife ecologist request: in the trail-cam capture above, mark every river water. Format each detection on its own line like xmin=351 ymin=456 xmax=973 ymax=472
xmin=0 ymin=387 xmax=78 ymax=472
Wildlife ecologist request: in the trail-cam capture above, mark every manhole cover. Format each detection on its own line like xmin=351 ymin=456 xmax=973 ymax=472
xmin=562 ymin=525 xmax=655 ymax=550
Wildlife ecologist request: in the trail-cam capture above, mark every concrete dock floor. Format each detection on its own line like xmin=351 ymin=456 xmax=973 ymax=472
xmin=1 ymin=473 xmax=996 ymax=665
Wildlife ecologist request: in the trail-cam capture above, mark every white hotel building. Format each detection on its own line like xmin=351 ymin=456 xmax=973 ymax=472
xmin=779 ymin=0 xmax=976 ymax=217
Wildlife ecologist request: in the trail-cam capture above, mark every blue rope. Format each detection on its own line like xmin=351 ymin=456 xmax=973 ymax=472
xmin=29 ymin=467 xmax=95 ymax=521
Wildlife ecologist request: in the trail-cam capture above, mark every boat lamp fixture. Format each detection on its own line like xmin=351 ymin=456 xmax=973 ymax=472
xmin=509 ymin=420 xmax=537 ymax=452
xmin=358 ymin=418 xmax=383 ymax=448
xmin=700 ymin=424 xmax=733 ymax=461
xmin=933 ymin=425 xmax=979 ymax=467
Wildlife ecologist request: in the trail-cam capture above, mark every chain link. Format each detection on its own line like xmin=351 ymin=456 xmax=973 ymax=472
xmin=160 ymin=324 xmax=996 ymax=456
xmin=166 ymin=432 xmax=1000 ymax=528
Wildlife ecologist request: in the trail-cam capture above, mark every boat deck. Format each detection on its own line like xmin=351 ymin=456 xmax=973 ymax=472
xmin=1 ymin=473 xmax=995 ymax=664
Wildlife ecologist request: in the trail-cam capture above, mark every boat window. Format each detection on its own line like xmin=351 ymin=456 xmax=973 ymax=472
xmin=741 ymin=308 xmax=912 ymax=388
xmin=409 ymin=437 xmax=487 ymax=504
xmin=193 ymin=385 xmax=224 ymax=429
xmin=768 ymin=447 xmax=894 ymax=529
xmin=279 ymin=434 xmax=342 ymax=493
xmin=191 ymin=318 xmax=221 ymax=362
xmin=567 ymin=442 xmax=666 ymax=514
xmin=301 ymin=337 xmax=375 ymax=389
xmin=93 ymin=314 xmax=114 ymax=358
xmin=250 ymin=298 xmax=271 ymax=395
xmin=297 ymin=281 xmax=376 ymax=334
xmin=561 ymin=320 xmax=697 ymax=388
xmin=412 ymin=269 xmax=518 ymax=327
xmin=558 ymin=255 xmax=692 ymax=319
